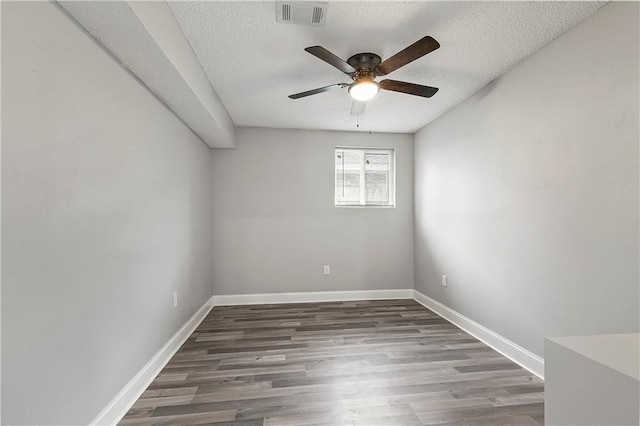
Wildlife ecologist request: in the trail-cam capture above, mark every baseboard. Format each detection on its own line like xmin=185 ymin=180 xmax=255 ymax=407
xmin=412 ymin=290 xmax=544 ymax=379
xmin=211 ymin=289 xmax=414 ymax=306
xmin=90 ymin=296 xmax=215 ymax=426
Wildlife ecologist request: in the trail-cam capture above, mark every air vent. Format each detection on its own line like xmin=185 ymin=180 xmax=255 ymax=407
xmin=311 ymin=6 xmax=323 ymax=24
xmin=276 ymin=2 xmax=328 ymax=26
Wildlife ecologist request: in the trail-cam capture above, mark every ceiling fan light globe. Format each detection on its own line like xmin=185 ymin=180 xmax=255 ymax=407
xmin=349 ymin=81 xmax=379 ymax=101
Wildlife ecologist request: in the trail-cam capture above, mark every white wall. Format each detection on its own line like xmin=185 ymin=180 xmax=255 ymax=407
xmin=414 ymin=1 xmax=639 ymax=358
xmin=1 ymin=2 xmax=213 ymax=424
xmin=210 ymin=127 xmax=413 ymax=295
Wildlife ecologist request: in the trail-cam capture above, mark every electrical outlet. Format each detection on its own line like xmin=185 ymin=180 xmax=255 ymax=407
xmin=441 ymin=275 xmax=447 ymax=287
xmin=173 ymin=292 xmax=178 ymax=308
xmin=323 ymin=265 xmax=330 ymax=275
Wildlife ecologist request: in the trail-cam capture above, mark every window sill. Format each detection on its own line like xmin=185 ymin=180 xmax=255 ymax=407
xmin=335 ymin=204 xmax=396 ymax=209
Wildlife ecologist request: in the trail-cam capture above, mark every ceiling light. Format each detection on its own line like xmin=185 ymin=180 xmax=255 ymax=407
xmin=349 ymin=79 xmax=379 ymax=101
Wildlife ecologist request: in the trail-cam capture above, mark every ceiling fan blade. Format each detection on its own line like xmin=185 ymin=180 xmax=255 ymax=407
xmin=288 ymin=83 xmax=348 ymax=99
xmin=379 ymin=79 xmax=439 ymax=98
xmin=376 ymin=36 xmax=440 ymax=76
xmin=305 ymin=46 xmax=356 ymax=75
xmin=351 ymin=100 xmax=367 ymax=116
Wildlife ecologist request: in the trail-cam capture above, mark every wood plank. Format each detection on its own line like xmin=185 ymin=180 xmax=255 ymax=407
xmin=119 ymin=299 xmax=544 ymax=425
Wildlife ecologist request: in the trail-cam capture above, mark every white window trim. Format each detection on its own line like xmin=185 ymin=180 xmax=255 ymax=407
xmin=334 ymin=147 xmax=396 ymax=208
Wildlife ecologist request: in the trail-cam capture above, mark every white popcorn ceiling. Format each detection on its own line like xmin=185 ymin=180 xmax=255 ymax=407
xmin=167 ymin=1 xmax=605 ymax=134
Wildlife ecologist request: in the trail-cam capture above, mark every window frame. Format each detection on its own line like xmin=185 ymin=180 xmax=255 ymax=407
xmin=334 ymin=147 xmax=396 ymax=208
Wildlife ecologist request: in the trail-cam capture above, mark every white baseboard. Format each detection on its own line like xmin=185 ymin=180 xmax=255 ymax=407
xmin=90 ymin=296 xmax=215 ymax=426
xmin=211 ymin=289 xmax=414 ymax=306
xmin=412 ymin=290 xmax=544 ymax=380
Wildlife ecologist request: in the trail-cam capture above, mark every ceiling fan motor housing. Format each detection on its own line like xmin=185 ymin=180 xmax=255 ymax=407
xmin=347 ymin=53 xmax=382 ymax=76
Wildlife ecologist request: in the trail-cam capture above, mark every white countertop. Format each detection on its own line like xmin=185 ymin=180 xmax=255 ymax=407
xmin=547 ymin=333 xmax=639 ymax=380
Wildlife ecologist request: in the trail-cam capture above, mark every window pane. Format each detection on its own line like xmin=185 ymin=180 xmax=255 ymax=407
xmin=364 ymin=153 xmax=389 ymax=204
xmin=336 ymin=150 xmax=361 ymax=204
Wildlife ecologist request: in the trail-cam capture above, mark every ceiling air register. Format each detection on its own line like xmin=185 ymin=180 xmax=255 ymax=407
xmin=276 ymin=2 xmax=327 ymax=26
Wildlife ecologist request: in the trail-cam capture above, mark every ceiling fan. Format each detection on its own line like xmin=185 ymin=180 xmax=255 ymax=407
xmin=288 ymin=35 xmax=440 ymax=113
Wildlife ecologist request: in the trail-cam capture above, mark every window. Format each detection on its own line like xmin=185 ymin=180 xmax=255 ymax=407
xmin=335 ymin=147 xmax=395 ymax=207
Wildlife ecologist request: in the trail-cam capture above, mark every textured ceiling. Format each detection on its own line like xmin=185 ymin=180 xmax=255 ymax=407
xmin=168 ymin=1 xmax=604 ymax=134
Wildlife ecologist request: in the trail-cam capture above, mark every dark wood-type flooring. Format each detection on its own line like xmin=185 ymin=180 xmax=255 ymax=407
xmin=120 ymin=299 xmax=544 ymax=425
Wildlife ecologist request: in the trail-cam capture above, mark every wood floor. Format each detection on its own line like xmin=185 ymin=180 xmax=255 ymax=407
xmin=120 ymin=300 xmax=544 ymax=425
